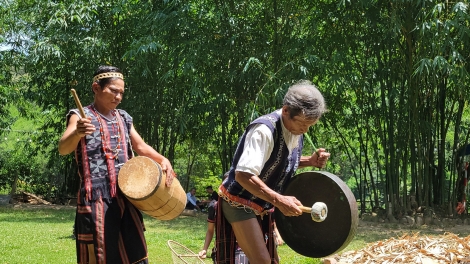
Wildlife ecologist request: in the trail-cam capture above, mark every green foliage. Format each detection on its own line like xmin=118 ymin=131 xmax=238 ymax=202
xmin=1 ymin=0 xmax=470 ymax=218
xmin=0 ymin=103 xmax=55 ymax=197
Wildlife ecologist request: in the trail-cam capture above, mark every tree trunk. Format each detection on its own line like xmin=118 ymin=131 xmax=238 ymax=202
xmin=9 ymin=172 xmax=18 ymax=203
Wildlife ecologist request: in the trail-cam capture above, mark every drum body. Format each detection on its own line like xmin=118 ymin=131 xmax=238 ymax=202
xmin=118 ymin=156 xmax=186 ymax=220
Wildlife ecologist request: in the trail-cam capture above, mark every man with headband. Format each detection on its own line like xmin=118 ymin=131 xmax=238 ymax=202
xmin=59 ymin=65 xmax=176 ymax=264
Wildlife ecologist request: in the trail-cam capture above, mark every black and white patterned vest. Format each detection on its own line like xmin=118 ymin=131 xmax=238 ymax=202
xmin=67 ymin=105 xmax=133 ymax=202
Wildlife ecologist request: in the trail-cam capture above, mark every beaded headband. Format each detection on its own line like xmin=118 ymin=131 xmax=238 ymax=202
xmin=92 ymin=72 xmax=124 ymax=82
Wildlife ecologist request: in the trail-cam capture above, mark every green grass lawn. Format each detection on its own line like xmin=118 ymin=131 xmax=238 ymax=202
xmin=0 ymin=205 xmax=327 ymax=263
xmin=4 ymin=205 xmax=464 ymax=264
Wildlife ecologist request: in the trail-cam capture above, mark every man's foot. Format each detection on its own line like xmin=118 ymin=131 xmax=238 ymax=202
xmin=198 ymin=249 xmax=207 ymax=259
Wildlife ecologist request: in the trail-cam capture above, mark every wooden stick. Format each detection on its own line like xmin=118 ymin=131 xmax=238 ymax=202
xmin=70 ymin=89 xmax=86 ymax=118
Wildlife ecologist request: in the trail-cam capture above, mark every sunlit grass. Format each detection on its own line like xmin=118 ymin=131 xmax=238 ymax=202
xmin=0 ymin=207 xmax=76 ymax=264
xmin=5 ymin=206 xmax=465 ymax=264
xmin=0 ymin=206 xmax=321 ymax=264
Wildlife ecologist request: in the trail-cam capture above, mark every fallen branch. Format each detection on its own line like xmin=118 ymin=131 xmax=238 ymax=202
xmin=22 ymin=191 xmax=51 ymax=205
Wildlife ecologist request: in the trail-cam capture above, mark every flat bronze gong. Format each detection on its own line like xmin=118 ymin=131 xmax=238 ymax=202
xmin=274 ymin=171 xmax=358 ymax=258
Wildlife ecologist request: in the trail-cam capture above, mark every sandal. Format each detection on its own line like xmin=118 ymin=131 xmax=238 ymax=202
xmin=198 ymin=249 xmax=207 ymax=259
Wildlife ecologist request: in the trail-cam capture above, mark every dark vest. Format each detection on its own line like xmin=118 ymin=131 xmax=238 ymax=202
xmin=67 ymin=105 xmax=133 ymax=202
xmin=220 ymin=110 xmax=303 ymax=214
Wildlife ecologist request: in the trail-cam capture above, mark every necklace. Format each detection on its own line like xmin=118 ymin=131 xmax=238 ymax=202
xmin=90 ymin=105 xmax=121 ymax=160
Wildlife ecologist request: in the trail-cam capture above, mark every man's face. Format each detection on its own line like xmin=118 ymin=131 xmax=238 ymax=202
xmin=190 ymin=189 xmax=196 ymax=195
xmin=93 ymin=79 xmax=125 ymax=110
xmin=206 ymin=188 xmax=213 ymax=194
xmin=282 ymin=106 xmax=318 ymax=135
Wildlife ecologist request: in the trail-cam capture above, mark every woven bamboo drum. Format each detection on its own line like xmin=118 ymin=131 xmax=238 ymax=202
xmin=118 ymin=156 xmax=186 ymax=220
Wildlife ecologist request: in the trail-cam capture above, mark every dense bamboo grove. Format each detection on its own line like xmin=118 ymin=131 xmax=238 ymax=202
xmin=1 ymin=0 xmax=470 ymax=219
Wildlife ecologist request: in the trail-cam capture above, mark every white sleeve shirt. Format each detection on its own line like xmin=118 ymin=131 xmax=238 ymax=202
xmin=236 ymin=124 xmax=274 ymax=176
xmin=186 ymin=193 xmax=197 ymax=206
xmin=236 ymin=109 xmax=300 ymax=176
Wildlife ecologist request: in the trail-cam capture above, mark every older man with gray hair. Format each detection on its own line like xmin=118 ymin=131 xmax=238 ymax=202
xmin=216 ymin=80 xmax=330 ymax=264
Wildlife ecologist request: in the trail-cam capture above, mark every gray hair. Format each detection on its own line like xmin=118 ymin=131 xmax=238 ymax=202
xmin=282 ymin=80 xmax=327 ymax=120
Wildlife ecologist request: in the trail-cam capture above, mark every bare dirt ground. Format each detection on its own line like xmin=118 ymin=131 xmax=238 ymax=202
xmin=1 ymin=203 xmax=76 ymax=210
xmin=357 ymin=219 xmax=470 ymax=238
xmin=0 ymin=194 xmax=75 ymax=210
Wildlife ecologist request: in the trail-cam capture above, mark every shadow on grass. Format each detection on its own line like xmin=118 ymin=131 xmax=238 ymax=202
xmin=57 ymin=235 xmax=76 ymax=240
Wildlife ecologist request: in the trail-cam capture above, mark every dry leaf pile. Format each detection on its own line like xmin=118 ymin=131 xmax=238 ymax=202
xmin=334 ymin=233 xmax=470 ymax=264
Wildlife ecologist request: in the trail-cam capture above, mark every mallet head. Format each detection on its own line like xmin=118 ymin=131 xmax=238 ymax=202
xmin=311 ymin=202 xmax=328 ymax=222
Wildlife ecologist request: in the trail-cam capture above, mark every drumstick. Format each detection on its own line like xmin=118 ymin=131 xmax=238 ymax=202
xmin=70 ymin=89 xmax=86 ymax=118
xmin=298 ymin=202 xmax=328 ymax=222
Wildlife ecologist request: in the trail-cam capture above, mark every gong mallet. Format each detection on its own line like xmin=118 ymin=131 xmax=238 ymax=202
xmin=70 ymin=89 xmax=86 ymax=118
xmin=298 ymin=202 xmax=328 ymax=222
